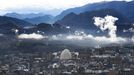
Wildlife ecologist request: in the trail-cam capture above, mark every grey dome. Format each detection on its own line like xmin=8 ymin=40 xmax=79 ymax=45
xmin=60 ymin=49 xmax=72 ymax=60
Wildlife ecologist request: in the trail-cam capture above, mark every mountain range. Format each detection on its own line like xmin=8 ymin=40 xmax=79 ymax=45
xmin=0 ymin=16 xmax=70 ymax=35
xmin=0 ymin=16 xmax=33 ymax=27
xmin=24 ymin=15 xmax=53 ymax=24
xmin=5 ymin=13 xmax=54 ymax=24
xmin=5 ymin=13 xmax=45 ymax=19
xmin=55 ymin=1 xmax=134 ymax=22
xmin=0 ymin=1 xmax=134 ymax=37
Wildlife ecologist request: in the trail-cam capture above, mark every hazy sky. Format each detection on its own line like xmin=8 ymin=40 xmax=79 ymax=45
xmin=0 ymin=0 xmax=132 ymax=15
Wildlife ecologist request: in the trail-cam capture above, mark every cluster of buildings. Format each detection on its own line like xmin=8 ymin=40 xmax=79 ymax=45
xmin=0 ymin=46 xmax=134 ymax=75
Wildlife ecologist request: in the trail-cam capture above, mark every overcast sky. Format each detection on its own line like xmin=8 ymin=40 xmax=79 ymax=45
xmin=0 ymin=0 xmax=132 ymax=15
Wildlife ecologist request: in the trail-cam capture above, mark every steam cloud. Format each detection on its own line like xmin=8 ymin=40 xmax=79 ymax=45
xmin=18 ymin=33 xmax=44 ymax=40
xmin=48 ymin=31 xmax=128 ymax=47
xmin=94 ymin=15 xmax=118 ymax=38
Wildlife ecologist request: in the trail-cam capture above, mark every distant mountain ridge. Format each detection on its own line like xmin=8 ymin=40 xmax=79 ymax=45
xmin=5 ymin=13 xmax=55 ymax=24
xmin=0 ymin=16 xmax=33 ymax=27
xmin=55 ymin=1 xmax=134 ymax=22
xmin=4 ymin=13 xmax=45 ymax=19
xmin=24 ymin=15 xmax=54 ymax=24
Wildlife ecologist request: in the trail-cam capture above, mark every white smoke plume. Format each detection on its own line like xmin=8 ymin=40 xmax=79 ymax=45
xmin=94 ymin=15 xmax=118 ymax=38
xmin=18 ymin=33 xmax=44 ymax=40
xmin=123 ymin=28 xmax=134 ymax=33
xmin=132 ymin=36 xmax=134 ymax=42
xmin=0 ymin=34 xmax=3 ymax=36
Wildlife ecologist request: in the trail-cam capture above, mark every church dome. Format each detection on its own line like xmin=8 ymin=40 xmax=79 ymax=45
xmin=60 ymin=49 xmax=72 ymax=60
